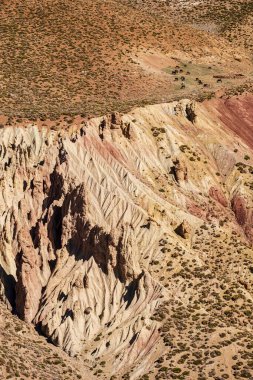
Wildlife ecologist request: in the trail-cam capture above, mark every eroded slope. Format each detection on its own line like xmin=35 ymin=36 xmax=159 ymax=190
xmin=0 ymin=95 xmax=253 ymax=379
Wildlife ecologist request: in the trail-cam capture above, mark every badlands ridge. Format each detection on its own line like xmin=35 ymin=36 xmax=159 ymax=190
xmin=0 ymin=95 xmax=253 ymax=379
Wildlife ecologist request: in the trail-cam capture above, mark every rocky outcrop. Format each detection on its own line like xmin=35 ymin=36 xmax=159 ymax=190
xmin=209 ymin=186 xmax=228 ymax=207
xmin=99 ymin=112 xmax=133 ymax=140
xmin=231 ymin=195 xmax=247 ymax=226
xmin=109 ymin=112 xmax=122 ymax=129
xmin=170 ymin=158 xmax=188 ymax=183
xmin=174 ymin=100 xmax=197 ymax=123
xmin=121 ymin=122 xmax=132 ymax=139
xmin=185 ymin=101 xmax=197 ymax=123
xmin=174 ymin=220 xmax=192 ymax=239
xmin=231 ymin=194 xmax=253 ymax=242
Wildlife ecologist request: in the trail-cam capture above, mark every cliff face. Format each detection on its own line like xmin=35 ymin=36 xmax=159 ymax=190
xmin=1 ymin=95 xmax=253 ymax=379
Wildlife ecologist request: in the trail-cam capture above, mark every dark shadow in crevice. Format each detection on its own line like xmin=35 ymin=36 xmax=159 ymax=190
xmin=0 ymin=265 xmax=16 ymax=311
xmin=123 ymin=271 xmax=144 ymax=308
xmin=48 ymin=259 xmax=56 ymax=271
xmin=61 ymin=308 xmax=74 ymax=323
xmin=30 ymin=222 xmax=40 ymax=249
xmin=42 ymin=168 xmax=64 ymax=211
xmin=66 ymin=224 xmax=112 ymax=277
xmin=58 ymin=291 xmax=68 ymax=302
xmin=35 ymin=321 xmax=58 ymax=347
xmin=129 ymin=332 xmax=138 ymax=345
xmin=47 ymin=205 xmax=63 ymax=250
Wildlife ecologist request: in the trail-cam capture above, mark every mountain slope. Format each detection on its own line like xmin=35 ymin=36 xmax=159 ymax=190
xmin=0 ymin=301 xmax=92 ymax=380
xmin=1 ymin=95 xmax=253 ymax=379
xmin=128 ymin=0 xmax=253 ymax=51
xmin=0 ymin=0 xmax=252 ymax=120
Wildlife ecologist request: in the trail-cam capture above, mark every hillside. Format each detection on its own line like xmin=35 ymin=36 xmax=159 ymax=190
xmin=0 ymin=0 xmax=252 ymax=121
xmin=1 ymin=94 xmax=253 ymax=379
xmin=0 ymin=302 xmax=92 ymax=380
xmin=128 ymin=0 xmax=253 ymax=46
xmin=1 ymin=1 xmax=253 ymax=379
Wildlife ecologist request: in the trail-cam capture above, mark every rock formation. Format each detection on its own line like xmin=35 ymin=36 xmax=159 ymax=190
xmin=174 ymin=220 xmax=192 ymax=239
xmin=170 ymin=158 xmax=188 ymax=183
xmin=209 ymin=186 xmax=228 ymax=207
xmin=185 ymin=101 xmax=197 ymax=123
xmin=0 ymin=96 xmax=253 ymax=379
